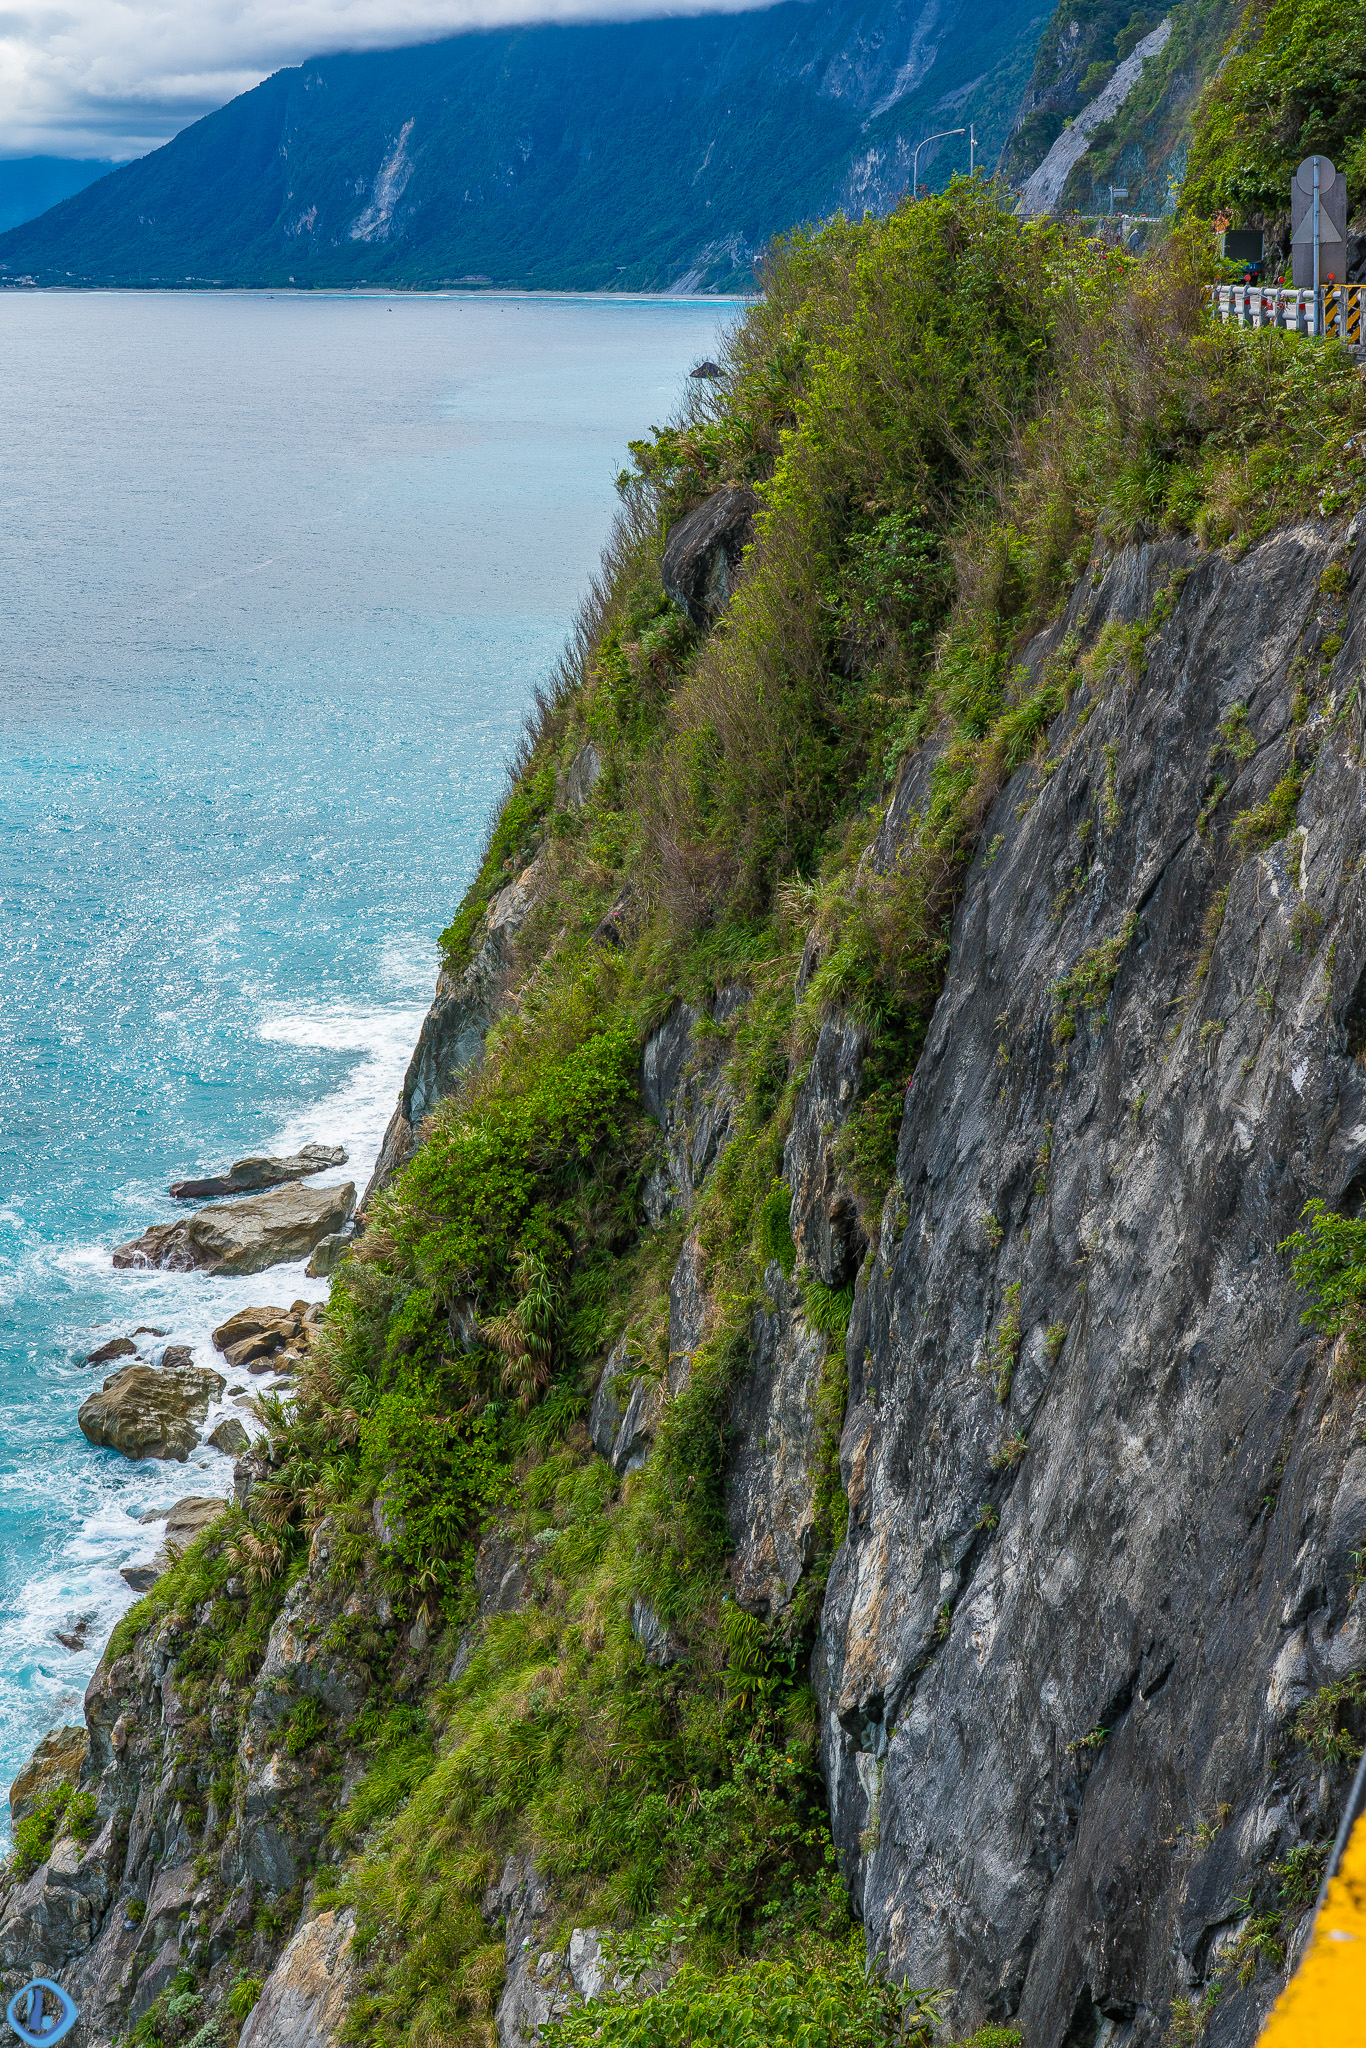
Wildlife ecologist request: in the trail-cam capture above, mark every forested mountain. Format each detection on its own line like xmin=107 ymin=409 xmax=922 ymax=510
xmin=0 ymin=0 xmax=1046 ymax=290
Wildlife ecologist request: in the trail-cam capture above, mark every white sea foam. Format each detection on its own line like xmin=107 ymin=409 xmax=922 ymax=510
xmin=0 ymin=969 xmax=434 ymax=1846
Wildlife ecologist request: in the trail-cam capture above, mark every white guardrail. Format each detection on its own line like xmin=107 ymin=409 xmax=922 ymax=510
xmin=1213 ymin=282 xmax=1363 ymax=342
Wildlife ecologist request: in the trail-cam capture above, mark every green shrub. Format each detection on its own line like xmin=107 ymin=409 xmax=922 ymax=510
xmin=227 ymin=1975 xmax=263 ymax=2021
xmin=1230 ymin=770 xmax=1303 ymax=856
xmin=1051 ymin=915 xmax=1139 ymax=1046
xmin=1293 ymin=1672 xmax=1366 ymax=1763
xmin=544 ymin=1934 xmax=945 ymax=2048
xmin=1184 ymin=0 xmax=1366 ymax=219
xmin=1280 ymin=1199 xmax=1366 ymax=1378
xmin=10 ymin=1784 xmax=71 ymax=1880
xmin=803 ymin=1281 xmax=854 ymax=1341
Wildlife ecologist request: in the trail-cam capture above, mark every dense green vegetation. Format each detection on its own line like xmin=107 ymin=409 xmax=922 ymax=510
xmin=113 ymin=183 xmax=1366 ymax=2047
xmin=1183 ymin=0 xmax=1366 ymax=219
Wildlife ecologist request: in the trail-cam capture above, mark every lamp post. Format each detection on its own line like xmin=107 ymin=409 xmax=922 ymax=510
xmin=911 ymin=127 xmax=965 ymax=198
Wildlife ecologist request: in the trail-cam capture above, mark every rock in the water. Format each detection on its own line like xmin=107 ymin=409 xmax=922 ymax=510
xmin=305 ymin=1231 xmax=349 ymax=1278
xmin=689 ymin=359 xmax=723 ymax=379
xmin=237 ymin=1908 xmax=357 ymax=2048
xmin=207 ymin=1416 xmax=250 ymax=1455
xmin=78 ymin=1360 xmax=225 ymax=1461
xmin=212 ymin=1304 xmax=288 ymax=1350
xmin=168 ymin=1143 xmax=346 ymax=1200
xmin=112 ymin=1180 xmax=355 ymax=1276
xmin=161 ymin=1495 xmax=230 ymax=1548
xmin=52 ymin=1614 xmax=94 ymax=1652
xmin=83 ymin=1335 xmax=136 ymax=1367
xmin=120 ymin=1564 xmax=159 ymax=1593
xmin=661 ymin=485 xmax=756 ymax=629
xmin=9 ymin=1726 xmax=88 ymax=1824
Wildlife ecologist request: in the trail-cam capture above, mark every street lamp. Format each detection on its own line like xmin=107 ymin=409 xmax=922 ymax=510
xmin=911 ymin=127 xmax=965 ymax=198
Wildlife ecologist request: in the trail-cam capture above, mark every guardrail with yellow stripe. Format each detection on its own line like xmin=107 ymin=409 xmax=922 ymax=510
xmin=1257 ymin=1751 xmax=1366 ymax=2044
xmin=1212 ymin=283 xmax=1363 ymax=342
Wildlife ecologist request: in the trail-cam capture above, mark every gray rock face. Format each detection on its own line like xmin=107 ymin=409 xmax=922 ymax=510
xmin=112 ymin=1180 xmax=356 ymax=1276
xmin=485 ymin=1854 xmax=572 ymax=2048
xmin=0 ymin=1507 xmax=406 ymax=2043
xmin=725 ymin=1264 xmax=829 ymax=1618
xmin=475 ymin=1529 xmax=530 ymax=1617
xmin=560 ymin=740 xmax=602 ymax=810
xmin=78 ymin=1360 xmax=226 ymax=1461
xmin=784 ymin=1016 xmax=869 ymax=1286
xmin=588 ymin=1337 xmax=660 ymax=1477
xmin=305 ymin=1230 xmax=349 ymax=1277
xmin=661 ymin=487 xmax=757 ymax=629
xmin=817 ymin=522 xmax=1366 ymax=2045
xmin=237 ymin=1908 xmax=356 ymax=2048
xmin=362 ymin=851 xmax=548 ymax=1207
xmin=169 ymin=1144 xmax=346 ymax=1200
xmin=641 ymin=987 xmax=747 ymax=1222
xmin=207 ymin=1417 xmax=250 ymax=1456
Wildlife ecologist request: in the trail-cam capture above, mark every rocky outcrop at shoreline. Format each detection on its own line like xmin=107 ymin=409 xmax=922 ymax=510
xmin=77 ymin=1356 xmax=226 ymax=1462
xmin=112 ymin=1181 xmax=355 ymax=1276
xmin=212 ymin=1302 xmax=321 ymax=1375
xmin=168 ymin=1145 xmax=345 ymax=1201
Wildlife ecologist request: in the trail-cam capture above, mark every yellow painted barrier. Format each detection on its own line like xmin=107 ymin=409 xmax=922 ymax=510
xmin=1257 ymin=1810 xmax=1366 ymax=2045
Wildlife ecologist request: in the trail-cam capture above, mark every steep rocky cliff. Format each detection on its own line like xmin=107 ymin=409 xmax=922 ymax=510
xmin=7 ymin=188 xmax=1366 ymax=2048
xmin=820 ymin=517 xmax=1366 ymax=2045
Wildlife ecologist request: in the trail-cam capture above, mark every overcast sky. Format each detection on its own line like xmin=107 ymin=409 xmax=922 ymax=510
xmin=0 ymin=0 xmax=767 ymax=160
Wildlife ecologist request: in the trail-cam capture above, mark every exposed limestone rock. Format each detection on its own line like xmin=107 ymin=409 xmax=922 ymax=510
xmin=630 ymin=1599 xmax=682 ymax=1668
xmin=212 ymin=1305 xmax=290 ymax=1350
xmin=784 ymin=1016 xmax=869 ymax=1286
xmin=724 ymin=1264 xmax=828 ymax=1618
xmin=112 ymin=1181 xmax=355 ymax=1276
xmin=363 ymin=850 xmax=548 ymax=1207
xmin=661 ymin=486 xmax=757 ymax=629
xmin=305 ymin=1230 xmax=349 ymax=1277
xmin=0 ymin=1510 xmax=407 ymax=2041
xmin=9 ymin=1727 xmax=89 ymax=1826
xmin=237 ymin=1908 xmax=357 ymax=2047
xmin=559 ymin=740 xmax=602 ymax=810
xmin=475 ymin=1529 xmax=530 ymax=1618
xmin=817 ymin=525 xmax=1366 ymax=2043
xmin=78 ymin=1359 xmax=225 ymax=1461
xmin=589 ymin=1338 xmax=661 ymax=1478
xmin=210 ymin=1302 xmax=318 ymax=1385
xmin=169 ymin=1143 xmax=346 ymax=1201
xmin=207 ymin=1417 xmax=250 ymax=1456
xmin=484 ymin=1855 xmax=572 ymax=2048
xmin=588 ymin=1337 xmax=632 ymax=1462
xmin=640 ymin=986 xmax=747 ymax=1222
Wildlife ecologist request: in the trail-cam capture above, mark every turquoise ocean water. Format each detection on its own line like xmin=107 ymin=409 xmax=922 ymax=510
xmin=0 ymin=288 xmax=731 ymax=1837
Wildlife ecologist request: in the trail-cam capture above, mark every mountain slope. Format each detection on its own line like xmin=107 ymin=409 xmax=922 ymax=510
xmin=0 ymin=158 xmax=118 ymax=235
xmin=0 ymin=0 xmax=1045 ymax=291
